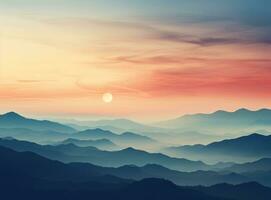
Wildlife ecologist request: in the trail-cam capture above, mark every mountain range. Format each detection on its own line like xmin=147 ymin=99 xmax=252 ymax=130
xmin=60 ymin=118 xmax=163 ymax=134
xmin=192 ymin=182 xmax=271 ymax=200
xmin=164 ymin=133 xmax=271 ymax=163
xmin=58 ymin=138 xmax=119 ymax=150
xmin=62 ymin=118 xmax=176 ymax=145
xmin=1 ymin=145 xmax=271 ymax=200
xmin=2 ymin=109 xmax=271 ymax=199
xmin=0 ymin=112 xmax=75 ymax=133
xmin=75 ymin=129 xmax=157 ymax=147
xmin=96 ymin=161 xmax=271 ymax=187
xmin=2 ymin=137 xmax=271 ymax=186
xmin=156 ymin=108 xmax=271 ymax=135
xmin=0 ymin=112 xmax=159 ymax=149
xmin=225 ymin=158 xmax=271 ymax=173
xmin=101 ymin=164 xmax=252 ymax=186
xmin=0 ymin=137 xmax=208 ymax=172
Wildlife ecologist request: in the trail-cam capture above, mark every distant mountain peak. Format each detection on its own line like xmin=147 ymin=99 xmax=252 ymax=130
xmin=88 ymin=128 xmax=112 ymax=133
xmin=156 ymin=107 xmax=271 ymax=133
xmin=247 ymin=133 xmax=264 ymax=137
xmin=121 ymin=132 xmax=146 ymax=138
xmin=1 ymin=112 xmax=25 ymax=120
xmin=121 ymin=132 xmax=137 ymax=136
xmin=121 ymin=147 xmax=141 ymax=153
xmin=2 ymin=136 xmax=15 ymax=140
xmin=124 ymin=147 xmax=137 ymax=151
xmin=213 ymin=110 xmax=228 ymax=114
xmin=257 ymin=108 xmax=271 ymax=112
xmin=235 ymin=108 xmax=251 ymax=113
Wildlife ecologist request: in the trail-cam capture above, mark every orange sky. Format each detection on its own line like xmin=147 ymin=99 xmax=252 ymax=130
xmin=0 ymin=1 xmax=271 ymax=121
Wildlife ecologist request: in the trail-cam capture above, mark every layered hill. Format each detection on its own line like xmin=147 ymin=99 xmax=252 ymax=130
xmin=164 ymin=133 xmax=271 ymax=163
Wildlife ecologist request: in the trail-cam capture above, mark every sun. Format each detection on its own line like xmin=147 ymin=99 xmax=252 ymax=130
xmin=102 ymin=93 xmax=113 ymax=103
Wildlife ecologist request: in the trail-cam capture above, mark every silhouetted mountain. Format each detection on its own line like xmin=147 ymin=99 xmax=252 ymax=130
xmin=225 ymin=158 xmax=271 ymax=173
xmin=121 ymin=178 xmax=224 ymax=200
xmin=0 ymin=138 xmax=208 ymax=171
xmin=0 ymin=145 xmax=130 ymax=200
xmin=104 ymin=164 xmax=250 ymax=186
xmin=156 ymin=108 xmax=271 ymax=134
xmin=77 ymin=128 xmax=154 ymax=141
xmin=0 ymin=146 xmax=225 ymax=200
xmin=5 ymin=138 xmax=271 ymax=186
xmin=74 ymin=128 xmax=158 ymax=149
xmin=193 ymin=182 xmax=271 ymax=200
xmin=164 ymin=133 xmax=271 ymax=163
xmin=121 ymin=131 xmax=155 ymax=142
xmin=213 ymin=161 xmax=236 ymax=169
xmin=67 ymin=118 xmax=223 ymax=145
xmin=0 ymin=127 xmax=70 ymax=143
xmin=68 ymin=123 xmax=124 ymax=133
xmin=0 ymin=141 xmax=254 ymax=186
xmin=2 ymin=145 xmax=271 ymax=200
xmin=0 ymin=114 xmax=158 ymax=148
xmin=60 ymin=118 xmax=163 ymax=133
xmin=59 ymin=138 xmax=119 ymax=150
xmin=0 ymin=112 xmax=75 ymax=133
xmin=166 ymin=130 xmax=223 ymax=145
xmin=0 ymin=145 xmax=127 ymax=183
xmin=241 ymin=171 xmax=271 ymax=187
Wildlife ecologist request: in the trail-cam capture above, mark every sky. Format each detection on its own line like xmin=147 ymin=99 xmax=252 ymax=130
xmin=0 ymin=0 xmax=271 ymax=121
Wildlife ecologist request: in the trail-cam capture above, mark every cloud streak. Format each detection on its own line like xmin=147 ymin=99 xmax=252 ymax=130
xmin=133 ymin=67 xmax=271 ymax=97
xmin=40 ymin=17 xmax=271 ymax=48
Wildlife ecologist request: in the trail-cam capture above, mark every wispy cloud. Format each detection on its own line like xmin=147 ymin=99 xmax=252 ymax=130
xmin=112 ymin=55 xmax=271 ymax=65
xmin=17 ymin=80 xmax=55 ymax=83
xmin=132 ymin=66 xmax=271 ymax=97
xmin=22 ymin=16 xmax=269 ymax=49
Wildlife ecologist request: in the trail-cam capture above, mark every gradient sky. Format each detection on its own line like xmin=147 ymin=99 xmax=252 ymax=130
xmin=0 ymin=0 xmax=271 ymax=121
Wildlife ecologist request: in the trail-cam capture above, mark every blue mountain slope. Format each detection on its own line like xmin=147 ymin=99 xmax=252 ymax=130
xmin=0 ymin=137 xmax=207 ymax=172
xmin=156 ymin=108 xmax=271 ymax=134
xmin=0 ymin=112 xmax=75 ymax=133
xmin=165 ymin=133 xmax=271 ymax=163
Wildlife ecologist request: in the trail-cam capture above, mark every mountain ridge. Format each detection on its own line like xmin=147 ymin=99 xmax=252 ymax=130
xmin=0 ymin=112 xmax=76 ymax=133
xmin=155 ymin=108 xmax=271 ymax=135
xmin=0 ymin=137 xmax=208 ymax=172
xmin=2 ymin=145 xmax=271 ymax=200
xmin=164 ymin=133 xmax=271 ymax=163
